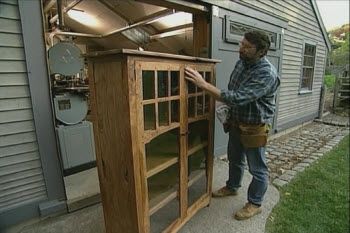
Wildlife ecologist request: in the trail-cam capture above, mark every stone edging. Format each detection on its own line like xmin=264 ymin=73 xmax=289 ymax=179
xmin=272 ymin=131 xmax=349 ymax=188
xmin=314 ymin=119 xmax=350 ymax=127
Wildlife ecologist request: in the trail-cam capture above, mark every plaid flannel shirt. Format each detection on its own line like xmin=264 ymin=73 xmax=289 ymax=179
xmin=220 ymin=57 xmax=280 ymax=125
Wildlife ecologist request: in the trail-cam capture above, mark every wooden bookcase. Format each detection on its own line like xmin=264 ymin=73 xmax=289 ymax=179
xmin=87 ymin=49 xmax=219 ymax=233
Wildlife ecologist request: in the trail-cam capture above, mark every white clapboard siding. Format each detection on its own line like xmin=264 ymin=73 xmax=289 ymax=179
xmin=0 ymin=61 xmax=27 ymax=72
xmin=0 ymin=151 xmax=40 ymax=169
xmin=0 ymin=109 xmax=34 ymax=123
xmin=0 ymin=120 xmax=35 ymax=136
xmin=0 ymin=180 xmax=45 ymax=204
xmin=0 ymin=47 xmax=25 ymax=60
xmin=0 ymin=142 xmax=38 ymax=158
xmin=0 ymin=132 xmax=38 ymax=147
xmin=0 ymin=32 xmax=23 ymax=47
xmin=0 ymin=0 xmax=47 ymax=214
xmin=240 ymin=0 xmax=327 ymax=128
xmin=0 ymin=178 xmax=44 ymax=199
xmin=0 ymin=159 xmax=42 ymax=177
xmin=0 ymin=189 xmax=47 ymax=213
xmin=0 ymin=18 xmax=21 ymax=33
xmin=0 ymin=86 xmax=30 ymax=98
xmin=1 ymin=0 xmax=17 ymax=3
xmin=0 ymin=167 xmax=42 ymax=184
xmin=0 ymin=183 xmax=45 ymax=207
xmin=0 ymin=160 xmax=47 ymax=213
xmin=0 ymin=73 xmax=28 ymax=85
xmin=0 ymin=97 xmax=32 ymax=111
xmin=0 ymin=2 xmax=20 ymax=19
xmin=0 ymin=0 xmax=18 ymax=6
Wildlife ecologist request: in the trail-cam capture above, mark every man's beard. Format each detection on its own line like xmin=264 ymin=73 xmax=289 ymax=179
xmin=239 ymin=53 xmax=258 ymax=64
xmin=240 ymin=53 xmax=253 ymax=63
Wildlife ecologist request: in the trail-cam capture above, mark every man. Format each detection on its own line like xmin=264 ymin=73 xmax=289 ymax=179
xmin=185 ymin=30 xmax=280 ymax=220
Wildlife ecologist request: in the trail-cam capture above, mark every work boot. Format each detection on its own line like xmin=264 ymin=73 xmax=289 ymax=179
xmin=234 ymin=202 xmax=262 ymax=220
xmin=212 ymin=186 xmax=238 ymax=197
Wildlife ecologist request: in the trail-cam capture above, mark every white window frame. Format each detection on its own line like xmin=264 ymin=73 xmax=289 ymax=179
xmin=299 ymin=40 xmax=317 ymax=94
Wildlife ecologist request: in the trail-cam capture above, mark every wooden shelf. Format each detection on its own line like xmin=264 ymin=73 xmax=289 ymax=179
xmin=188 ymin=141 xmax=208 ymax=157
xmin=188 ymin=170 xmax=205 ymax=187
xmin=188 ymin=115 xmax=210 ymax=123
xmin=145 ymin=128 xmax=179 ymax=178
xmin=143 ymin=123 xmax=180 ymax=143
xmin=187 ymin=170 xmax=207 ymax=208
xmin=149 ymin=169 xmax=205 ymax=216
xmin=147 ymin=155 xmax=178 ymax=178
xmin=149 ymin=187 xmax=178 ymax=215
xmin=148 ymin=163 xmax=179 ymax=215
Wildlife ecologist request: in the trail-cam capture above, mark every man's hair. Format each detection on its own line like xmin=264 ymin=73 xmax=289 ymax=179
xmin=244 ymin=30 xmax=271 ymax=56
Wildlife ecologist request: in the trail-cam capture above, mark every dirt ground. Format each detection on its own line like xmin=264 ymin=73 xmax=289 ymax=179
xmin=324 ymin=90 xmax=334 ymax=113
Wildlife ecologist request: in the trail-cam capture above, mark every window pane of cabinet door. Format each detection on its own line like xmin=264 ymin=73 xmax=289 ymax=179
xmin=157 ymin=71 xmax=169 ymax=98
xmin=140 ymin=62 xmax=181 ymax=134
xmin=185 ymin=65 xmax=213 ymax=208
xmin=170 ymin=71 xmax=179 ymax=96
xmin=187 ymin=119 xmax=209 ymax=207
xmin=143 ymin=71 xmax=155 ymax=100
xmin=158 ymin=101 xmax=169 ymax=126
xmin=144 ymin=104 xmax=156 ymax=130
xmin=146 ymin=128 xmax=180 ymax=232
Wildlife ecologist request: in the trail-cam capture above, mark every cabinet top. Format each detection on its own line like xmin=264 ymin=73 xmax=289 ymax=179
xmin=86 ymin=49 xmax=221 ymax=63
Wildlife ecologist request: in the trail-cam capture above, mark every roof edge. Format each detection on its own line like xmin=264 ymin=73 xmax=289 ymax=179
xmin=310 ymin=0 xmax=331 ymax=51
xmin=199 ymin=0 xmax=289 ymax=29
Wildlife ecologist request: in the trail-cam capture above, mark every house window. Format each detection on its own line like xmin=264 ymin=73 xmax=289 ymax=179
xmin=225 ymin=17 xmax=279 ymax=50
xmin=300 ymin=43 xmax=316 ymax=91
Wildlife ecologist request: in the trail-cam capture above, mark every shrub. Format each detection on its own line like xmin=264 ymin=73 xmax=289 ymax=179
xmin=324 ymin=74 xmax=336 ymax=91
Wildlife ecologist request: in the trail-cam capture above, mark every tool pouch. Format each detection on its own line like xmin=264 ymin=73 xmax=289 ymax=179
xmin=238 ymin=123 xmax=270 ymax=148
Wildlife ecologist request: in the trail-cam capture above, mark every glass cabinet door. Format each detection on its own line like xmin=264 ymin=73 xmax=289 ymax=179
xmin=138 ymin=62 xmax=182 ymax=233
xmin=137 ymin=61 xmax=214 ymax=232
xmin=186 ymin=67 xmax=213 ymax=208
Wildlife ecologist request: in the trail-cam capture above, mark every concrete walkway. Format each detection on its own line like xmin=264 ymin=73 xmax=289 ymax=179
xmin=6 ymin=160 xmax=280 ymax=233
xmin=5 ymin=114 xmax=349 ymax=233
xmin=180 ymin=160 xmax=279 ymax=233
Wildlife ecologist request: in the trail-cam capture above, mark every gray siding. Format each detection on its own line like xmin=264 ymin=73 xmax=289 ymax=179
xmin=239 ymin=0 xmax=327 ymax=130
xmin=209 ymin=3 xmax=285 ymax=155
xmin=0 ymin=0 xmax=47 ymax=213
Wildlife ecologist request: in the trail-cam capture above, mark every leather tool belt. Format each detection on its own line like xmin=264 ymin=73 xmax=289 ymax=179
xmin=224 ymin=122 xmax=270 ymax=148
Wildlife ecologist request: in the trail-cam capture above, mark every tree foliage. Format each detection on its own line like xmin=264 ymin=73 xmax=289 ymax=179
xmin=329 ymin=24 xmax=349 ymax=66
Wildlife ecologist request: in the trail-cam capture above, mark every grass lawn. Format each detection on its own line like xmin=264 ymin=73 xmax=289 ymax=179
xmin=265 ymin=135 xmax=349 ymax=233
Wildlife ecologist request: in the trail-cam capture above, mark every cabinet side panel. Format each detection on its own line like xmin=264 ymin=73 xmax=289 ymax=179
xmin=90 ymin=59 xmax=139 ymax=233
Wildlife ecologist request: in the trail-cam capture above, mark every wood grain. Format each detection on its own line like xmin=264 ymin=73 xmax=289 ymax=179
xmin=90 ymin=58 xmax=140 ymax=233
xmin=88 ymin=51 xmax=218 ymax=233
